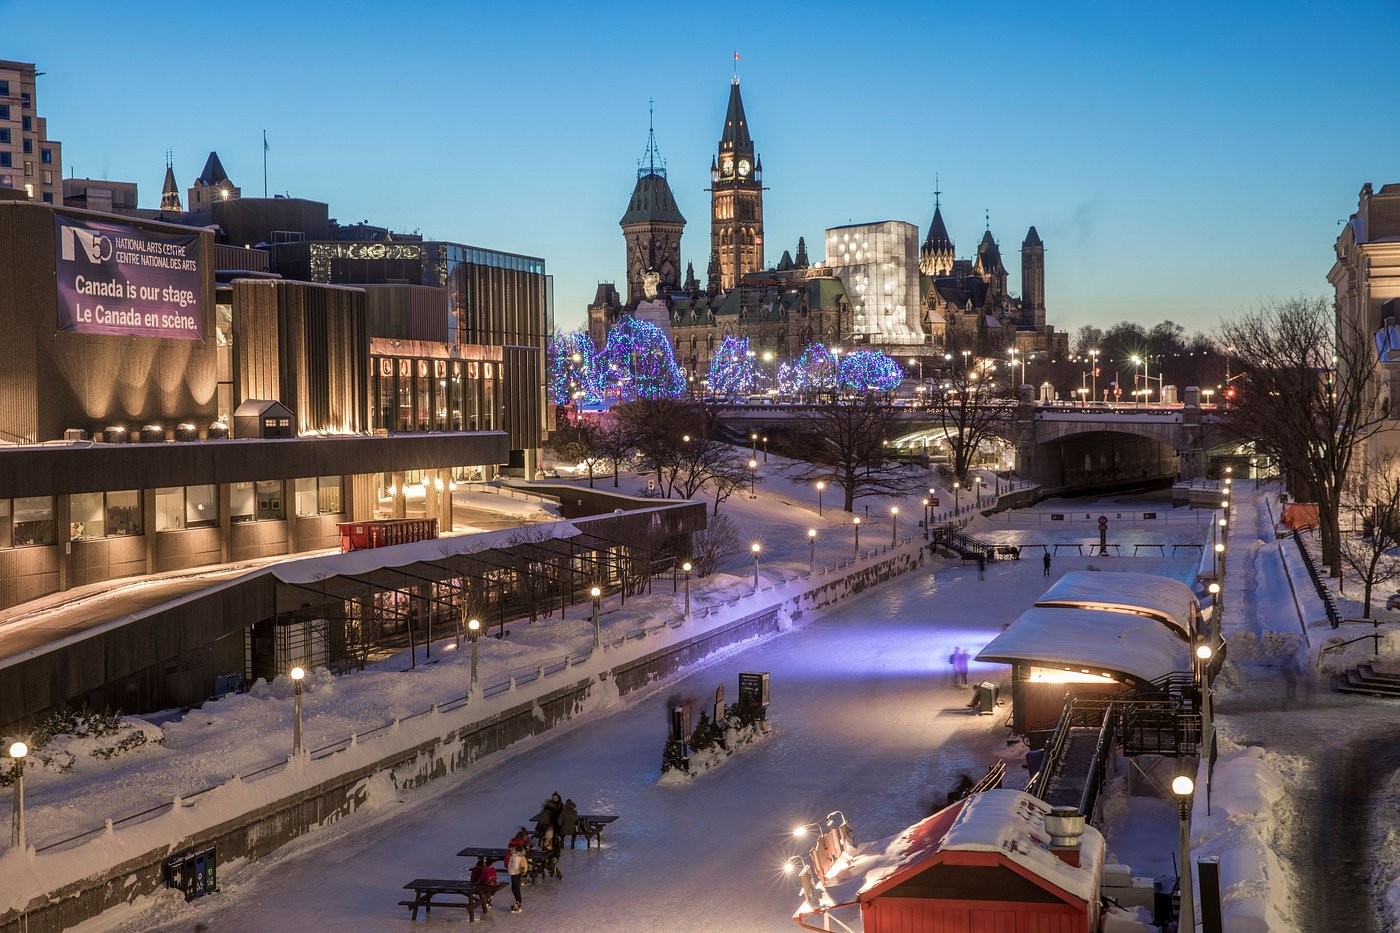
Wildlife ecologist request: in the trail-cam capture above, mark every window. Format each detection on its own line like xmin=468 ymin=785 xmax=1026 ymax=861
xmin=40 ymin=148 xmax=51 ymax=164
xmin=41 ymin=192 xmax=50 ymax=204
xmin=23 ymin=161 xmax=31 ymax=176
xmin=0 ymin=105 xmax=7 ymax=120
xmin=21 ymin=116 xmax=29 ymax=131
xmin=70 ymin=490 xmax=142 ymax=538
xmin=0 ymin=129 xmax=8 ymax=143
xmin=0 ymin=81 xmax=8 ymax=96
xmin=0 ymin=153 xmax=10 ymax=168
xmin=294 ymin=476 xmax=342 ymax=516
xmin=231 ymin=480 xmax=284 ymax=522
xmin=23 ymin=139 xmax=31 ymax=154
xmin=21 ymin=92 xmax=30 ymax=109
xmin=11 ymin=496 xmax=54 ymax=547
xmin=155 ymin=485 xmax=217 ymax=531
xmin=41 ymin=169 xmax=50 ymax=184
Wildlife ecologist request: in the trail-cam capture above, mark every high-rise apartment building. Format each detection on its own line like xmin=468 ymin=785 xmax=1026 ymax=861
xmin=0 ymin=60 xmax=62 ymax=204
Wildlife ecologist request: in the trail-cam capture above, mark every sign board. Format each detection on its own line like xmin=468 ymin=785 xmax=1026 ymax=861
xmin=739 ymin=672 xmax=770 ymax=708
xmin=54 ymin=215 xmax=204 ymax=340
xmin=1097 ymin=515 xmax=1109 ymax=529
xmin=1143 ymin=512 xmax=1157 ymax=520
xmin=671 ymin=705 xmax=691 ymax=743
xmin=714 ymin=683 xmax=725 ymax=724
xmin=930 ymin=497 xmax=939 ymax=507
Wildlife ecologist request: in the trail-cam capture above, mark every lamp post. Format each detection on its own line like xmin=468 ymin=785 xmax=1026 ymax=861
xmin=591 ymin=586 xmax=602 ymax=649
xmin=751 ymin=543 xmax=761 ymax=591
xmin=808 ymin=529 xmax=817 ymax=573
xmin=1214 ymin=542 xmax=1225 ymax=580
xmin=751 ymin=432 xmax=758 ymax=456
xmin=974 ymin=476 xmax=984 ymax=506
xmin=681 ymin=562 xmax=692 ymax=619
xmin=1089 ymin=349 xmax=1099 ymax=402
xmin=1172 ymin=774 xmax=1196 ymax=932
xmin=953 ymin=481 xmax=961 ymax=512
xmin=290 ymin=666 xmax=305 ymax=757
xmin=922 ymin=498 xmax=931 ymax=539
xmin=748 ymin=458 xmax=758 ymax=498
xmin=1195 ymin=641 xmax=1214 ymax=736
xmin=8 ymin=741 xmax=26 ymax=851
xmin=815 ymin=480 xmax=826 ymax=516
xmin=890 ymin=506 xmax=899 ymax=545
xmin=467 ymin=617 xmax=481 ymax=691
xmin=762 ymin=435 xmax=769 ymax=464
xmin=853 ymin=516 xmax=861 ymax=557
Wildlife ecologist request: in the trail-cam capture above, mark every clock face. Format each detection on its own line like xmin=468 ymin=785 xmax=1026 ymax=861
xmin=721 ymin=158 xmax=734 ymax=176
xmin=737 ymin=159 xmax=751 ymax=177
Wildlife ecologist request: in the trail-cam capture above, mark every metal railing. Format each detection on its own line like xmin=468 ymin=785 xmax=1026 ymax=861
xmin=1291 ymin=530 xmax=1341 ymax=628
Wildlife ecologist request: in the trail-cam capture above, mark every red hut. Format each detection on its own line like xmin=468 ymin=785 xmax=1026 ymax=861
xmin=794 ymin=790 xmax=1103 ymax=933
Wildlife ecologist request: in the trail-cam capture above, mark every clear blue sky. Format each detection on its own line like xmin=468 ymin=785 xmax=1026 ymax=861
xmin=12 ymin=0 xmax=1399 ymax=338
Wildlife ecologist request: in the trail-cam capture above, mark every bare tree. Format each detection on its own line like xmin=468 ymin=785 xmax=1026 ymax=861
xmin=1338 ymin=454 xmax=1400 ymax=617
xmin=690 ymin=513 xmax=740 ymax=577
xmin=710 ymin=448 xmax=759 ymax=515
xmin=786 ymin=396 xmax=927 ymax=511
xmin=590 ymin=412 xmax=632 ymax=488
xmin=929 ymin=342 xmax=1016 ymax=485
xmin=1220 ymin=296 xmax=1384 ymax=575
xmin=547 ymin=420 xmax=602 ymax=488
xmin=614 ymin=399 xmax=705 ymax=494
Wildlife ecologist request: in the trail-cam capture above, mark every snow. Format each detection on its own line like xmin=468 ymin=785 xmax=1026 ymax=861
xmin=1035 ymin=570 xmax=1198 ymax=637
xmin=976 ymin=606 xmax=1191 ymax=685
xmin=3 ymin=473 xmax=1399 ymax=932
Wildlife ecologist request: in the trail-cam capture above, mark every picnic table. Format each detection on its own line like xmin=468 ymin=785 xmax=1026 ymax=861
xmin=456 ymin=846 xmax=554 ymax=884
xmin=529 ymin=812 xmax=620 ymax=850
xmin=399 ymin=878 xmax=505 ymax=921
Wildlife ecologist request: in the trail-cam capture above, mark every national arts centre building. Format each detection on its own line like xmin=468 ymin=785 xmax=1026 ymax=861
xmin=0 ymin=192 xmax=548 ymax=612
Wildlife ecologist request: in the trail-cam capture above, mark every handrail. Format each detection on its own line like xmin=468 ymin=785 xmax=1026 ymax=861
xmin=1319 ymin=631 xmax=1385 ymax=659
xmin=1291 ymin=530 xmax=1340 ymax=628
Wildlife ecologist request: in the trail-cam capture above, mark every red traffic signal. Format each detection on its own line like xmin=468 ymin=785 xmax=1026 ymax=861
xmin=1223 ymin=387 xmax=1237 ymax=400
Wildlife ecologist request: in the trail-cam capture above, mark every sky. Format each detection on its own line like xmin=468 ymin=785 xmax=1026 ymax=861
xmin=10 ymin=0 xmax=1400 ymax=339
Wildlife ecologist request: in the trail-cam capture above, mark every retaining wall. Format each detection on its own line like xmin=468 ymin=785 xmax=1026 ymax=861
xmin=0 ymin=540 xmax=923 ymax=933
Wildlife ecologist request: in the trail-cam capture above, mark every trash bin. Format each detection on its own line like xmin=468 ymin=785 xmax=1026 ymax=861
xmin=974 ymin=681 xmax=999 ymax=715
xmin=164 ymin=846 xmax=217 ymax=900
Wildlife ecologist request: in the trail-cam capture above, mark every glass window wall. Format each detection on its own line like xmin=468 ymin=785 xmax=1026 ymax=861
xmin=294 ymin=477 xmax=343 ymax=516
xmin=12 ymin=497 xmax=54 ymax=546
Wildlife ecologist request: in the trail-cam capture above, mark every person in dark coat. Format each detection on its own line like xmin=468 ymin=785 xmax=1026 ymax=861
xmin=560 ymin=798 xmax=580 ymax=848
xmin=1043 ymin=551 xmax=1052 ymax=576
xmin=536 ymin=792 xmax=563 ymax=840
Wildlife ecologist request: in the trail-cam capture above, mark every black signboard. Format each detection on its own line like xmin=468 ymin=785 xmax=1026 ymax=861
xmin=739 ymin=672 xmax=770 ymax=708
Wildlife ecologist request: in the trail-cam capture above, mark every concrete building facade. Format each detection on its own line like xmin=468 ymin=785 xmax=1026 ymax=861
xmin=0 ymin=60 xmax=62 ymax=205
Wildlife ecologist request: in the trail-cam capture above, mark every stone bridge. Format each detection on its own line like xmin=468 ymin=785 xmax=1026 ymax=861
xmin=712 ymin=390 xmax=1232 ymax=495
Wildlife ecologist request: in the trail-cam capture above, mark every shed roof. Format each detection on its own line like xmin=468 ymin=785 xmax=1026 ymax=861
xmin=1035 ymin=571 xmax=1197 ymax=639
xmin=854 ymin=789 xmax=1104 ymax=905
xmin=975 ymin=607 xmax=1190 ymax=686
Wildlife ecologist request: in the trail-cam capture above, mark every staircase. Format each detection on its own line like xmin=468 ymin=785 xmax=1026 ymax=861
xmin=1331 ymin=664 xmax=1400 ymax=698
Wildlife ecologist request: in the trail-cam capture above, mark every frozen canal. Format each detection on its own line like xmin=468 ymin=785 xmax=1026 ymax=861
xmin=130 ymin=513 xmax=1195 ymax=932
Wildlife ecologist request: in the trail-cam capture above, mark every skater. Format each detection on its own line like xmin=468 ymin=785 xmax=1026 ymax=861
xmin=507 ymin=844 xmax=527 ymax=912
xmin=560 ymin=798 xmax=580 ymax=848
xmin=1043 ymin=551 xmax=1052 ymax=576
xmin=1281 ymin=652 xmax=1303 ymax=706
xmin=977 ymin=554 xmax=986 ymax=580
xmin=950 ymin=647 xmax=970 ymax=687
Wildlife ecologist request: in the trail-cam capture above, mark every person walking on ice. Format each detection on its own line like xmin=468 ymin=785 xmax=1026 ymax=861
xmin=506 ymin=844 xmax=527 ymax=913
xmin=1043 ymin=551 xmax=1052 ymax=576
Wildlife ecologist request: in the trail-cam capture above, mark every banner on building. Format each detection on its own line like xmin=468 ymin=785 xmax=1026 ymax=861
xmin=53 ymin=215 xmax=204 ymax=340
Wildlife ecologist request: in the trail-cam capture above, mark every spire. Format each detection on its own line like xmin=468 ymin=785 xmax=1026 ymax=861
xmin=795 ymin=236 xmax=809 ymax=269
xmin=196 ymin=151 xmax=231 ymax=187
xmin=721 ymin=77 xmax=752 ymax=151
xmin=1023 ymin=225 xmax=1043 ymax=247
xmin=920 ymin=181 xmax=954 ymax=276
xmin=684 ymin=262 xmax=699 ymax=294
xmin=161 ymin=150 xmax=182 ymax=213
xmin=638 ymin=98 xmax=666 ymax=179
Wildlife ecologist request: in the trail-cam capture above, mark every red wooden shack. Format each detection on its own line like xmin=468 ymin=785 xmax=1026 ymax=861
xmin=796 ymin=790 xmax=1102 ymax=933
xmin=336 ymin=518 xmax=438 ymax=553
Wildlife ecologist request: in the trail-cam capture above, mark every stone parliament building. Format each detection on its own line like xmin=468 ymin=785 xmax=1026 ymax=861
xmin=587 ymin=74 xmax=1068 ymax=381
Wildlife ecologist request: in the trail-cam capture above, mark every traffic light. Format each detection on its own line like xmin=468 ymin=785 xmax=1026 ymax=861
xmin=1223 ymin=387 xmax=1237 ymax=401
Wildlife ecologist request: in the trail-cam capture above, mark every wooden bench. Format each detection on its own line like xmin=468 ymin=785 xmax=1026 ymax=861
xmin=568 ymin=814 xmax=619 ymax=850
xmin=399 ymin=879 xmax=505 ymax=921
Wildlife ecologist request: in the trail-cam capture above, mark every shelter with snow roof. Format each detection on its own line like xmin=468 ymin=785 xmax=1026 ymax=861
xmin=1033 ymin=570 xmax=1199 ymax=639
xmin=793 ymin=789 xmax=1103 ymax=933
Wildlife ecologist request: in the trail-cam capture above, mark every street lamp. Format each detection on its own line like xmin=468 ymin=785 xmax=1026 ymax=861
xmin=953 ymin=481 xmax=961 ymax=512
xmin=8 ymin=741 xmax=26 ymax=851
xmin=1172 ymin=775 xmax=1196 ymax=932
xmin=853 ymin=516 xmax=861 ymax=557
xmin=815 ymin=480 xmax=826 ymax=516
xmin=922 ymin=498 xmax=931 ymax=539
xmin=590 ymin=585 xmax=603 ymax=649
xmin=1089 ymin=349 xmax=1100 ymax=402
xmin=290 ymin=666 xmax=305 ymax=756
xmin=1214 ymin=542 xmax=1225 ymax=579
xmin=748 ymin=458 xmax=758 ymax=498
xmin=751 ymin=543 xmax=761 ymax=591
xmin=751 ymin=432 xmax=758 ymax=456
xmin=467 ymin=617 xmax=481 ymax=692
xmin=762 ymin=435 xmax=769 ymax=463
xmin=808 ymin=529 xmax=817 ymax=573
xmin=974 ymin=476 xmax=984 ymax=505
xmin=890 ymin=506 xmax=899 ymax=545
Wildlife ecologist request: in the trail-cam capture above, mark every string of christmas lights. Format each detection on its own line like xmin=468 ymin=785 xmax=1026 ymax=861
xmin=601 ymin=318 xmax=687 ymax=400
xmin=705 ymin=335 xmax=767 ymax=397
xmin=546 ymin=330 xmax=604 ymax=405
xmin=838 ymin=348 xmax=904 ymax=393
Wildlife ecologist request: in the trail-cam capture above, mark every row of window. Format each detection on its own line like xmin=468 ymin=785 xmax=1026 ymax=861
xmin=0 ymin=111 xmax=33 ymax=128
xmin=0 ymin=82 xmax=32 ymax=105
xmin=0 ymin=478 xmax=345 ymax=547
